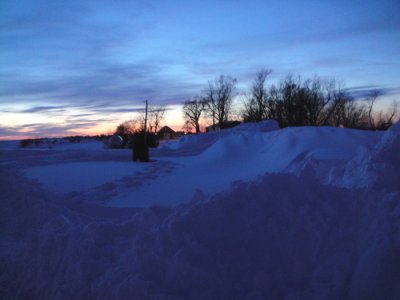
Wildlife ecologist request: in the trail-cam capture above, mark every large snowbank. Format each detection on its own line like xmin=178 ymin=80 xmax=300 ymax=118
xmin=1 ymin=122 xmax=399 ymax=299
xmin=338 ymin=122 xmax=400 ymax=191
xmin=154 ymin=120 xmax=279 ymax=156
xmin=19 ymin=121 xmax=382 ymax=207
xmin=1 ymin=172 xmax=399 ymax=299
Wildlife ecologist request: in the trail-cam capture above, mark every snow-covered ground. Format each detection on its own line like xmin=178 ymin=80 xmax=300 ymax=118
xmin=1 ymin=121 xmax=399 ymax=299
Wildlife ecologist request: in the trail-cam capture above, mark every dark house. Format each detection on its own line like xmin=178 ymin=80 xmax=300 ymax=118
xmin=157 ymin=126 xmax=176 ymax=140
xmin=206 ymin=121 xmax=241 ymax=132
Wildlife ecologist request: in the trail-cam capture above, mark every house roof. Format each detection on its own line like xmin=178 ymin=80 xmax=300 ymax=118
xmin=206 ymin=121 xmax=241 ymax=129
xmin=158 ymin=126 xmax=175 ymax=134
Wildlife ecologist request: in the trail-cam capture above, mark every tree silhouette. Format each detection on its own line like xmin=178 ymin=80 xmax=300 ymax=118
xmin=149 ymin=105 xmax=167 ymax=133
xmin=182 ymin=97 xmax=206 ymax=133
xmin=204 ymin=75 xmax=237 ymax=129
xmin=243 ymin=69 xmax=272 ymax=122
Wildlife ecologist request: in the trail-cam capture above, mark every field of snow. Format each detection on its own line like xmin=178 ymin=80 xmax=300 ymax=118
xmin=1 ymin=121 xmax=399 ymax=299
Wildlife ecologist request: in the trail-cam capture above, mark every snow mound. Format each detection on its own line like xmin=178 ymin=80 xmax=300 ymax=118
xmin=19 ymin=123 xmax=383 ymax=206
xmin=2 ymin=122 xmax=399 ymax=299
xmin=155 ymin=120 xmax=279 ymax=156
xmin=230 ymin=119 xmax=279 ymax=132
xmin=154 ymin=132 xmax=219 ymax=156
xmin=340 ymin=122 xmax=400 ymax=190
xmin=2 ymin=170 xmax=399 ymax=299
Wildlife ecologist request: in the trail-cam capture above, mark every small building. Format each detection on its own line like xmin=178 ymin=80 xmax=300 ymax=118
xmin=206 ymin=121 xmax=241 ymax=132
xmin=157 ymin=126 xmax=176 ymax=140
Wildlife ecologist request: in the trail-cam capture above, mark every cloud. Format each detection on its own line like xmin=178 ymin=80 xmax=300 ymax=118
xmin=21 ymin=105 xmax=68 ymax=113
xmin=7 ymin=121 xmax=98 ymax=137
xmin=3 ymin=0 xmax=397 ymax=111
xmin=345 ymin=86 xmax=400 ymax=100
xmin=90 ymin=107 xmax=145 ymax=114
xmin=0 ymin=1 xmax=153 ymax=56
xmin=1 ymin=0 xmax=399 ymax=139
xmin=0 ymin=1 xmax=184 ymax=108
xmin=0 ymin=59 xmax=201 ymax=108
xmin=67 ymin=113 xmax=95 ymax=118
xmin=0 ymin=126 xmax=20 ymax=136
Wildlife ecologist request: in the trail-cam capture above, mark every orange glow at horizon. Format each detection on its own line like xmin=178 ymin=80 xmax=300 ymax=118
xmin=0 ymin=105 xmax=186 ymax=141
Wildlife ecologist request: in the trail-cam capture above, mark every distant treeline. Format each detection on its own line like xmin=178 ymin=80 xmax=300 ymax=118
xmin=182 ymin=70 xmax=398 ymax=132
xmin=19 ymin=135 xmax=109 ymax=148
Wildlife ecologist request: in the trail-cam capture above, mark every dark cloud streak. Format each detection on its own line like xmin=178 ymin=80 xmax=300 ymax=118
xmin=0 ymin=59 xmax=200 ymax=108
xmin=345 ymin=86 xmax=400 ymax=100
xmin=21 ymin=105 xmax=68 ymax=113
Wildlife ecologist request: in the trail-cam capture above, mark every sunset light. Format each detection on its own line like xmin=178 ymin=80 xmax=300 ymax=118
xmin=1 ymin=0 xmax=399 ymax=139
xmin=1 ymin=1 xmax=400 ymax=298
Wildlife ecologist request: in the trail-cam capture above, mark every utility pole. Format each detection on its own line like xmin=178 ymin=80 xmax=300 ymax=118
xmin=132 ymin=100 xmax=149 ymax=162
xmin=144 ymin=100 xmax=148 ymax=147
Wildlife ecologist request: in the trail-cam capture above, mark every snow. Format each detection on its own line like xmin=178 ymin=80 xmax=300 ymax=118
xmin=24 ymin=162 xmax=149 ymax=194
xmin=1 ymin=120 xmax=399 ymax=299
xmin=0 ymin=140 xmax=19 ymax=150
xmin=18 ymin=122 xmax=382 ymax=207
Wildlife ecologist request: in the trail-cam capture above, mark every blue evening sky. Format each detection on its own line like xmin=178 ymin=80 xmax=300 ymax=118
xmin=0 ymin=0 xmax=399 ymax=139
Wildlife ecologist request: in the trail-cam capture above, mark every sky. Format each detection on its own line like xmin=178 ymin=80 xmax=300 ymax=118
xmin=0 ymin=0 xmax=399 ymax=140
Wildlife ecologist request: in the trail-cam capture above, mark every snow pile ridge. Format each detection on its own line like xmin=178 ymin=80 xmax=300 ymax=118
xmin=370 ymin=122 xmax=400 ymax=191
xmin=155 ymin=120 xmax=279 ymax=157
xmin=376 ymin=122 xmax=400 ymax=153
xmin=2 ymin=171 xmax=399 ymax=299
xmin=1 ymin=121 xmax=399 ymax=299
xmin=341 ymin=123 xmax=400 ymax=190
xmin=230 ymin=119 xmax=279 ymax=132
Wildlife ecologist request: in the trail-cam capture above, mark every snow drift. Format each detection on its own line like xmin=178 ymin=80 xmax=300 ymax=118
xmin=1 ymin=121 xmax=399 ymax=299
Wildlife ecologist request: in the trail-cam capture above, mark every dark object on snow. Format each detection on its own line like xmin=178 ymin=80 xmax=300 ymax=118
xmin=108 ymin=134 xmax=124 ymax=148
xmin=133 ymin=145 xmax=149 ymax=162
xmin=131 ymin=133 xmax=150 ymax=162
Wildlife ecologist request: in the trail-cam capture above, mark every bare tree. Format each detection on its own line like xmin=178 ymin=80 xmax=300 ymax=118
xmin=244 ymin=69 xmax=272 ymax=122
xmin=115 ymin=120 xmax=138 ymax=136
xmin=323 ymin=86 xmax=352 ymax=127
xmin=319 ymin=83 xmax=370 ymax=128
xmin=204 ymin=75 xmax=237 ymax=129
xmin=148 ymin=105 xmax=167 ymax=133
xmin=386 ymin=100 xmax=399 ymax=125
xmin=182 ymin=121 xmax=193 ymax=134
xmin=320 ymin=80 xmax=346 ymax=126
xmin=114 ymin=119 xmax=140 ymax=148
xmin=375 ymin=100 xmax=398 ymax=129
xmin=279 ymin=75 xmax=334 ymax=126
xmin=366 ymin=90 xmax=381 ymax=129
xmin=182 ymin=97 xmax=206 ymax=134
xmin=303 ymin=76 xmax=332 ymax=125
xmin=345 ymin=100 xmax=368 ymax=128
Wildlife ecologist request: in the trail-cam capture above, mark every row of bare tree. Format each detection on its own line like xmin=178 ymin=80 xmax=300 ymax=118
xmin=183 ymin=75 xmax=237 ymax=133
xmin=183 ymin=69 xmax=398 ymax=132
xmin=243 ymin=69 xmax=398 ymax=129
